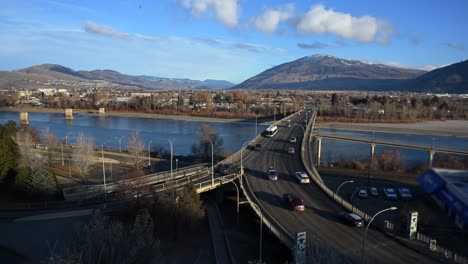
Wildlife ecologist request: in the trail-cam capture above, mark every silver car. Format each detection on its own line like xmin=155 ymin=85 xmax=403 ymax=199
xmin=295 ymin=172 xmax=310 ymax=184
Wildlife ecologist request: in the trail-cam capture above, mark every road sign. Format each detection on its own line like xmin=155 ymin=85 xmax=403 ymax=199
xmin=408 ymin=211 xmax=418 ymax=239
xmin=295 ymin=232 xmax=306 ymax=264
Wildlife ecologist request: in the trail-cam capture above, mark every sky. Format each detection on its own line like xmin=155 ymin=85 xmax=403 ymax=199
xmin=1 ymin=0 xmax=467 ymax=84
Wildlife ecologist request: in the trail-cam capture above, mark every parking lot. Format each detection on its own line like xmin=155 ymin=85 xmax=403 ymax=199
xmin=317 ymin=168 xmax=468 ymax=254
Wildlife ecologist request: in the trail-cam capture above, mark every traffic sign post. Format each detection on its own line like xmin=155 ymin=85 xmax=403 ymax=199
xmin=295 ymin=232 xmax=307 ymax=264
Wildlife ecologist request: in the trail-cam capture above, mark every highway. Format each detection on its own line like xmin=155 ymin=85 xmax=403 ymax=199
xmin=242 ymin=112 xmax=438 ymax=263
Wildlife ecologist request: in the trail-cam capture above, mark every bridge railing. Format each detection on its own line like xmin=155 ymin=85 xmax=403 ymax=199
xmin=63 ymin=164 xmax=208 ymax=201
xmin=241 ymin=166 xmax=295 ymax=249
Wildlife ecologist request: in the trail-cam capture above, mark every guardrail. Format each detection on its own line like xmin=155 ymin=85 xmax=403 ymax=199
xmin=241 ymin=170 xmax=295 ymax=248
xmin=63 ymin=164 xmax=208 ymax=201
xmin=301 ymin=109 xmax=468 ymax=264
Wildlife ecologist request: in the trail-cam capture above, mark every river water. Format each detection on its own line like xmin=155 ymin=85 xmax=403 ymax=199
xmin=1 ymin=111 xmax=467 ymax=166
xmin=0 ymin=111 xmax=265 ymax=155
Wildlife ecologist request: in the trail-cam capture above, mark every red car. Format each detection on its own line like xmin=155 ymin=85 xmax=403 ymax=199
xmin=283 ymin=193 xmax=305 ymax=211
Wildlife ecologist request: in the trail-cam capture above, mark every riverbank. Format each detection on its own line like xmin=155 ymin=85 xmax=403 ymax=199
xmin=318 ymin=120 xmax=468 ymax=137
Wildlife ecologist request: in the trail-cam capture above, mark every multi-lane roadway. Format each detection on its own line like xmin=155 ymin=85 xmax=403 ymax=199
xmin=242 ymin=112 xmax=437 ymax=263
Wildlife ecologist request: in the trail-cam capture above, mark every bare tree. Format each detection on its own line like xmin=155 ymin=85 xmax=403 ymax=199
xmin=191 ymin=123 xmax=223 ymax=161
xmin=72 ymin=133 xmax=96 ymax=179
xmin=127 ymin=131 xmax=145 ymax=170
xmin=44 ymin=211 xmax=159 ymax=264
xmin=15 ymin=130 xmax=47 ymax=170
xmin=14 ymin=130 xmax=57 ymax=195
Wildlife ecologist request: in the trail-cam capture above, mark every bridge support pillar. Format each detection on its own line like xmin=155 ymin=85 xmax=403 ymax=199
xmin=99 ymin=107 xmax=105 ymax=115
xmin=20 ymin=112 xmax=29 ymax=125
xmin=317 ymin=137 xmax=322 ymax=166
xmin=65 ymin=108 xmax=73 ymax=119
xmin=429 ymin=150 xmax=436 ymax=168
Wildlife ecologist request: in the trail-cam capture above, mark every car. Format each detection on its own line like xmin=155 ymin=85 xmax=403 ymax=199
xmin=283 ymin=193 xmax=305 ymax=211
xmin=286 ymin=123 xmax=291 ymax=128
xmin=383 ymin=188 xmax=398 ymax=200
xmin=369 ymin=187 xmax=379 ymax=196
xmin=267 ymin=167 xmax=278 ymax=180
xmin=289 ymin=137 xmax=297 ymax=143
xmin=339 ymin=212 xmax=365 ymax=227
xmin=35 ymin=144 xmax=48 ymax=150
xmin=398 ymin=188 xmax=413 ymax=200
xmin=358 ymin=189 xmax=368 ymax=198
xmin=287 ymin=147 xmax=295 ymax=154
xmin=219 ymin=163 xmax=240 ymax=175
xmin=295 ymin=172 xmax=310 ymax=184
xmin=254 ymin=143 xmax=262 ymax=151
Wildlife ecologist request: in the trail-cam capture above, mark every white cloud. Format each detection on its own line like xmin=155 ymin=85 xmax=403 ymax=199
xmin=297 ymin=4 xmax=394 ymax=44
xmin=84 ymin=22 xmax=129 ymax=38
xmin=252 ymin=3 xmax=294 ymax=33
xmin=180 ymin=0 xmax=239 ymax=28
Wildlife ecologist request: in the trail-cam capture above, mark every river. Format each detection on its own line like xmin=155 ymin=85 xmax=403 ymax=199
xmin=1 ymin=111 xmax=467 ymax=166
xmin=0 ymin=111 xmax=265 ymax=155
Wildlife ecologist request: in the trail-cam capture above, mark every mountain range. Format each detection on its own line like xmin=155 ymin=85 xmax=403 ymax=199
xmin=0 ymin=64 xmax=235 ymax=90
xmin=1 ymin=55 xmax=467 ymax=93
xmin=234 ymin=55 xmax=468 ymax=93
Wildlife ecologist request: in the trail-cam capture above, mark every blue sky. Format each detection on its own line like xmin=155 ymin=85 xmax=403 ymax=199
xmin=1 ymin=0 xmax=466 ymax=83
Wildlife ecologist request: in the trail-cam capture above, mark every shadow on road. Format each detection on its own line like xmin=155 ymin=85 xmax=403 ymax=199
xmin=306 ymin=205 xmax=341 ymax=224
xmin=254 ymin=191 xmax=284 ymax=210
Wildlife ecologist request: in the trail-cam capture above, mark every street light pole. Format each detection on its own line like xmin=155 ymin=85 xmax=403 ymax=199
xmin=230 ymin=180 xmax=240 ymax=225
xmin=239 ymin=201 xmax=263 ymax=263
xmin=61 ymin=135 xmax=68 ymax=166
xmin=117 ymin=136 xmax=125 ymax=152
xmin=61 ymin=141 xmax=64 ymax=166
xmin=336 ymin=180 xmax=354 ymax=197
xmin=101 ymin=140 xmax=107 ymax=202
xmin=168 ymin=139 xmax=175 ymax=187
xmin=148 ymin=140 xmax=152 ymax=167
xmin=208 ymin=138 xmax=214 ymax=186
xmin=255 ymin=115 xmax=258 ymax=137
xmin=360 ymin=206 xmax=397 ymax=264
xmin=240 ymin=141 xmax=250 ymax=188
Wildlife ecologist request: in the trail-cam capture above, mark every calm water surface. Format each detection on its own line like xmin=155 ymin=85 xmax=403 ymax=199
xmin=1 ymin=111 xmax=467 ymax=165
xmin=0 ymin=111 xmax=264 ymax=155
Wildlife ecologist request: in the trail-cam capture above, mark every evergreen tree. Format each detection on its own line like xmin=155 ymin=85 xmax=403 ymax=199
xmin=0 ymin=121 xmax=19 ymax=183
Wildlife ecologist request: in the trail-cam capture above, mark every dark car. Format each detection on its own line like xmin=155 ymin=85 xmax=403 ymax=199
xmin=339 ymin=212 xmax=365 ymax=227
xmin=283 ymin=193 xmax=305 ymax=211
xmin=218 ymin=163 xmax=240 ymax=175
xmin=254 ymin=143 xmax=262 ymax=151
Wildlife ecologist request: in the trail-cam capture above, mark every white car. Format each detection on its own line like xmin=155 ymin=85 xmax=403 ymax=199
xmin=295 ymin=172 xmax=310 ymax=184
xmin=358 ymin=189 xmax=368 ymax=198
xmin=267 ymin=167 xmax=278 ymax=181
xmin=289 ymin=137 xmax=297 ymax=143
xmin=383 ymin=188 xmax=398 ymax=200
